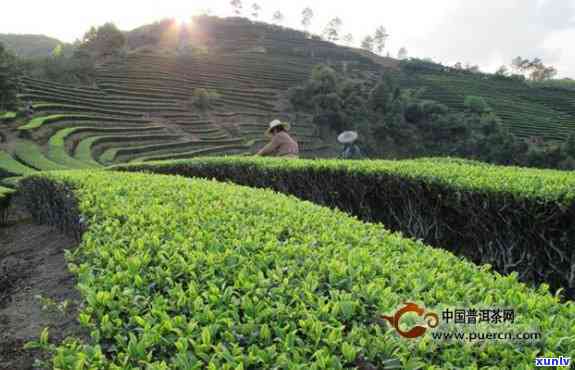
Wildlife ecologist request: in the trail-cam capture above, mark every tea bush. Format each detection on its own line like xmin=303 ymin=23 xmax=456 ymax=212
xmin=113 ymin=157 xmax=575 ymax=298
xmin=19 ymin=171 xmax=575 ymax=368
xmin=0 ymin=185 xmax=14 ymax=224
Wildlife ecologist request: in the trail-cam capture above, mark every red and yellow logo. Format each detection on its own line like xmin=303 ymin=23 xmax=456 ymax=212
xmin=382 ymin=303 xmax=439 ymax=338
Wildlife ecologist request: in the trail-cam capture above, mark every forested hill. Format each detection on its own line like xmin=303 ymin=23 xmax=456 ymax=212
xmin=0 ymin=34 xmax=71 ymax=58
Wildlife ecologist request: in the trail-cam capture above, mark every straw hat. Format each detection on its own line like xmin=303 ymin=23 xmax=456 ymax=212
xmin=337 ymin=131 xmax=358 ymax=144
xmin=265 ymin=119 xmax=291 ymax=137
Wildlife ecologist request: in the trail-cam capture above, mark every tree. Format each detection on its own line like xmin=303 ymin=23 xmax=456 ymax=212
xmin=495 ymin=65 xmax=509 ymax=76
xmin=361 ymin=36 xmax=374 ymax=52
xmin=343 ymin=33 xmax=354 ymax=46
xmin=273 ymin=11 xmax=285 ymax=24
xmin=251 ymin=3 xmax=261 ymax=19
xmin=562 ymin=134 xmax=575 ymax=158
xmin=370 ymin=75 xmax=398 ymax=115
xmin=464 ymin=96 xmax=490 ymax=114
xmin=511 ymin=56 xmax=556 ymax=81
xmin=230 ymin=0 xmax=242 ymax=16
xmin=397 ymin=47 xmax=408 ymax=60
xmin=51 ymin=44 xmax=63 ymax=58
xmin=301 ymin=7 xmax=314 ymax=30
xmin=453 ymin=62 xmax=464 ymax=70
xmin=373 ymin=26 xmax=389 ymax=54
xmin=322 ymin=17 xmax=343 ymax=42
xmin=0 ymin=43 xmax=19 ymax=110
xmin=190 ymin=88 xmax=221 ymax=110
xmin=464 ymin=63 xmax=480 ymax=73
xmin=78 ymin=22 xmax=125 ymax=59
xmin=512 ymin=56 xmax=529 ymax=73
xmin=530 ymin=65 xmax=557 ymax=81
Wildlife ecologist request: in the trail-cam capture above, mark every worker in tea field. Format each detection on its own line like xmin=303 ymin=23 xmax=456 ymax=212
xmin=256 ymin=119 xmax=299 ymax=158
xmin=24 ymin=100 xmax=35 ymax=118
xmin=338 ymin=131 xmax=363 ymax=159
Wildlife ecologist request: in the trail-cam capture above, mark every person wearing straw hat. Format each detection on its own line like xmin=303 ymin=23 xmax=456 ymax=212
xmin=255 ymin=119 xmax=299 ymax=158
xmin=338 ymin=131 xmax=363 ymax=159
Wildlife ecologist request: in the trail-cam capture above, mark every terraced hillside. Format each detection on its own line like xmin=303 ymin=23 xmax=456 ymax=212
xmin=0 ymin=18 xmax=391 ymax=176
xmin=400 ymin=67 xmax=575 ymax=141
xmin=3 ymin=16 xmax=575 ymax=177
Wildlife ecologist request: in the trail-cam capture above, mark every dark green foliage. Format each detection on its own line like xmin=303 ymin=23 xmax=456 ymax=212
xmin=290 ymin=63 xmax=575 ymax=169
xmin=532 ymin=78 xmax=575 ymax=91
xmin=20 ymin=52 xmax=95 ymax=85
xmin=400 ymin=58 xmax=448 ymax=73
xmin=0 ymin=42 xmax=19 ymax=110
xmin=404 ymin=102 xmax=424 ymax=123
xmin=421 ymin=100 xmax=448 ymax=115
xmin=562 ymin=134 xmax=575 ymax=158
xmin=288 ymin=64 xmax=350 ymax=132
xmin=404 ymin=101 xmax=448 ymax=124
xmin=190 ymin=88 xmax=221 ymax=110
xmin=78 ymin=23 xmax=125 ymax=59
xmin=464 ymin=95 xmax=490 ymax=113
xmin=0 ymin=186 xmax=14 ymax=225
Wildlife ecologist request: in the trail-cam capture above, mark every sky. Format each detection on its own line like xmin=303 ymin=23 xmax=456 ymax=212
xmin=3 ymin=0 xmax=575 ymax=78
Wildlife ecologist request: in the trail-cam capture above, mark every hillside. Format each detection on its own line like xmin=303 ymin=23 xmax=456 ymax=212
xmin=399 ymin=62 xmax=575 ymax=141
xmin=0 ymin=34 xmax=70 ymax=58
xmin=0 ymin=17 xmax=387 ymax=176
xmin=2 ymin=16 xmax=575 ymax=176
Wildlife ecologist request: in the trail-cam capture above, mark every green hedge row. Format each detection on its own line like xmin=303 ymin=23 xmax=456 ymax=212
xmin=113 ymin=157 xmax=575 ymax=298
xmin=19 ymin=171 xmax=575 ymax=368
xmin=0 ymin=150 xmax=38 ymax=177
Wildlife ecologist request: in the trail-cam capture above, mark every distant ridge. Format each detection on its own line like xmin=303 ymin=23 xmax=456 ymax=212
xmin=0 ymin=34 xmax=70 ymax=58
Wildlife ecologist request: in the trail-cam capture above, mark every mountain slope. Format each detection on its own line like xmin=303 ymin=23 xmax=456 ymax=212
xmin=0 ymin=34 xmax=70 ymax=58
xmin=2 ymin=16 xmax=575 ymax=177
xmin=399 ymin=63 xmax=575 ymax=141
xmin=1 ymin=17 xmax=384 ymax=176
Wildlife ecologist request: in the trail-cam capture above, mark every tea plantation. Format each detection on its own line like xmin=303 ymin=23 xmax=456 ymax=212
xmin=400 ymin=68 xmax=575 ymax=141
xmin=2 ymin=15 xmax=575 ymax=369
xmin=18 ymin=170 xmax=575 ymax=368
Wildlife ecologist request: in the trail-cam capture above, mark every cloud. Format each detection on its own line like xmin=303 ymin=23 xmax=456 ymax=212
xmin=417 ymin=0 xmax=575 ymax=77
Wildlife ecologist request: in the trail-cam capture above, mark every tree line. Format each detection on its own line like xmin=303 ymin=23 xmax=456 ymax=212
xmin=227 ymin=1 xmax=405 ymax=57
xmin=0 ymin=22 xmax=127 ymax=110
xmin=289 ymin=64 xmax=575 ymax=170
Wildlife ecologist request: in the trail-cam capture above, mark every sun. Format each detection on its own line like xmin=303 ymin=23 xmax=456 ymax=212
xmin=177 ymin=15 xmax=192 ymax=26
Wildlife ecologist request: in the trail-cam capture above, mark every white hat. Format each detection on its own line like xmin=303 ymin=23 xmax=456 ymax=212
xmin=337 ymin=131 xmax=358 ymax=144
xmin=265 ymin=119 xmax=291 ymax=137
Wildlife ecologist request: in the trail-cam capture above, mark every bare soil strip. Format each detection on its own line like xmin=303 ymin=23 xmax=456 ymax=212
xmin=0 ymin=201 xmax=82 ymax=370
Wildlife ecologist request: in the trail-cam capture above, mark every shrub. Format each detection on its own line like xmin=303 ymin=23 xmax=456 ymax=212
xmin=190 ymin=88 xmax=221 ymax=110
xmin=0 ymin=43 xmax=19 ymax=111
xmin=114 ymin=157 xmax=575 ymax=298
xmin=403 ymin=102 xmax=423 ymax=123
xmin=0 ymin=185 xmax=14 ymax=224
xmin=464 ymin=95 xmax=490 ymax=114
xmin=421 ymin=100 xmax=449 ymax=116
xmin=19 ymin=171 xmax=575 ymax=368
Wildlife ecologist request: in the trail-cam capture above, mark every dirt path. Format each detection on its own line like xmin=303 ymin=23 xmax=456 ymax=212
xmin=0 ymin=202 xmax=83 ymax=370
